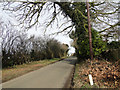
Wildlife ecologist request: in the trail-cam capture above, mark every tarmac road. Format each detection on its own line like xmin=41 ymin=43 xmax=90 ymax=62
xmin=2 ymin=57 xmax=77 ymax=88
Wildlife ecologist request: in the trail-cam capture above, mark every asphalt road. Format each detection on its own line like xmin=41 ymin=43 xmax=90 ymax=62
xmin=2 ymin=57 xmax=77 ymax=88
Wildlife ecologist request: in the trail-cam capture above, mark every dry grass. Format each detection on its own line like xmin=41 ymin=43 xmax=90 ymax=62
xmin=2 ymin=58 xmax=63 ymax=83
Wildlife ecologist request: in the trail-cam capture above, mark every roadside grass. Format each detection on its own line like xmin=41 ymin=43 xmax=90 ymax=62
xmin=73 ymin=59 xmax=120 ymax=88
xmin=73 ymin=61 xmax=96 ymax=88
xmin=73 ymin=62 xmax=106 ymax=88
xmin=2 ymin=57 xmax=65 ymax=83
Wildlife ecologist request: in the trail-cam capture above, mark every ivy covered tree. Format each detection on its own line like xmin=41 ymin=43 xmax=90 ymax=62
xmin=70 ymin=28 xmax=106 ymax=60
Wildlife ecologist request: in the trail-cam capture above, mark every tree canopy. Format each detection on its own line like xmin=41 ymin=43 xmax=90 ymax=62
xmin=1 ymin=1 xmax=119 ymax=60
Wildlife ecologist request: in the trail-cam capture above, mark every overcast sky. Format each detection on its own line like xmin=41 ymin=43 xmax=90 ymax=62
xmin=1 ymin=1 xmax=119 ymax=55
xmin=0 ymin=3 xmax=75 ymax=55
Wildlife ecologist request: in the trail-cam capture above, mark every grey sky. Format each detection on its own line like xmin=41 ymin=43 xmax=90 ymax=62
xmin=0 ymin=3 xmax=75 ymax=55
xmin=0 ymin=1 xmax=119 ymax=55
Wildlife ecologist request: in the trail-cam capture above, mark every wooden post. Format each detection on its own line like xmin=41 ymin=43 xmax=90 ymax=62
xmin=86 ymin=0 xmax=93 ymax=60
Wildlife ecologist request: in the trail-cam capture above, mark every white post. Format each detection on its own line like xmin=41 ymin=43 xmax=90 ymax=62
xmin=88 ymin=74 xmax=94 ymax=85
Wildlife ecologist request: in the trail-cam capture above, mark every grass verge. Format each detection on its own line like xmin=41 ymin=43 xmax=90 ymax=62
xmin=2 ymin=57 xmax=65 ymax=83
xmin=73 ymin=63 xmax=100 ymax=88
xmin=73 ymin=59 xmax=120 ymax=88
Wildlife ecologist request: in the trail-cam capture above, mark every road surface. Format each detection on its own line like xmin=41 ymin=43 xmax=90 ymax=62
xmin=2 ymin=57 xmax=77 ymax=88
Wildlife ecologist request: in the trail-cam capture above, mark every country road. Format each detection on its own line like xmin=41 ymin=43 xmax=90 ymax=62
xmin=2 ymin=57 xmax=77 ymax=88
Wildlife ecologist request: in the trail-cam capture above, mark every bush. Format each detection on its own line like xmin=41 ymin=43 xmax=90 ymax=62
xmin=101 ymin=41 xmax=120 ymax=62
xmin=76 ymin=29 xmax=107 ymax=60
xmin=2 ymin=37 xmax=69 ymax=68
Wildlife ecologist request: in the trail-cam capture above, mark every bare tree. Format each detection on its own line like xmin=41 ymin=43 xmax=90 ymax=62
xmin=1 ymin=1 xmax=119 ymax=40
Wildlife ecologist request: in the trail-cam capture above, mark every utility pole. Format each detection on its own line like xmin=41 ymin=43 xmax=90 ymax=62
xmin=86 ymin=0 xmax=93 ymax=60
